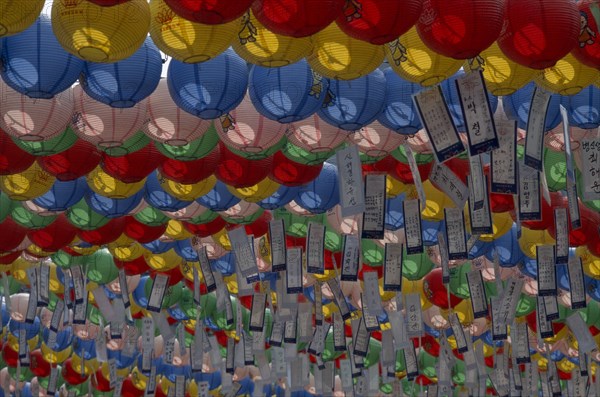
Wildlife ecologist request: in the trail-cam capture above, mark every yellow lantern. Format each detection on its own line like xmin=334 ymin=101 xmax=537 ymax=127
xmin=144 ymin=248 xmax=184 ymax=272
xmin=577 ymin=246 xmax=600 ymax=279
xmin=465 ymin=41 xmax=538 ymax=96
xmin=0 ymin=0 xmax=44 ymax=38
xmin=386 ymin=175 xmax=406 ymax=198
xmin=233 ymin=10 xmax=312 ymax=67
xmin=421 ymin=180 xmax=455 ymax=222
xmin=10 ymin=257 xmax=32 ymax=285
xmin=519 ymin=228 xmax=556 ymax=259
xmin=227 ymin=177 xmax=280 ymax=203
xmin=307 ymin=22 xmax=384 ymax=80
xmin=535 ymin=53 xmax=599 ymax=95
xmin=87 ymin=166 xmax=146 ymax=199
xmin=40 ymin=342 xmax=72 ymax=364
xmin=149 ymin=0 xmax=238 ymax=63
xmin=164 ymin=219 xmax=193 ymax=240
xmin=0 ymin=161 xmax=55 ymax=201
xmin=385 ymin=27 xmax=462 ymax=87
xmin=464 ymin=209 xmax=514 ymax=242
xmin=51 ymin=0 xmax=150 ymax=62
xmin=158 ymin=173 xmax=216 ymax=202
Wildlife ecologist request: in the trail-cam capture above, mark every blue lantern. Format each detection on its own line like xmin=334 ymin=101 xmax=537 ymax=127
xmin=0 ymin=15 xmax=84 ymax=99
xmin=385 ymin=192 xmax=405 ymax=231
xmin=144 ymin=171 xmax=193 ymax=212
xmin=257 ymin=184 xmax=300 ymax=210
xmin=42 ymin=327 xmax=73 ymax=351
xmin=142 ymin=239 xmax=177 ymax=254
xmin=85 ymin=189 xmax=144 ymax=219
xmin=174 ymin=239 xmax=199 ymax=262
xmin=378 ymin=68 xmax=422 ymax=135
xmin=249 ymin=59 xmax=328 ymax=123
xmin=32 ymin=177 xmax=88 ymax=212
xmin=168 ymin=48 xmax=248 ymax=120
xmin=566 ymin=84 xmax=600 ymax=129
xmin=210 ymin=252 xmax=235 ymax=276
xmin=8 ymin=318 xmax=40 ymax=340
xmin=502 ymin=82 xmax=562 ymax=131
xmin=317 ymin=68 xmax=386 ymax=131
xmin=485 ymin=224 xmax=523 ymax=267
xmin=440 ymin=70 xmax=499 ymax=132
xmin=422 ymin=219 xmax=443 ymax=246
xmin=197 ymin=180 xmax=241 ymax=212
xmin=80 ymin=37 xmax=162 ymax=108
xmin=295 ymin=161 xmax=339 ymax=214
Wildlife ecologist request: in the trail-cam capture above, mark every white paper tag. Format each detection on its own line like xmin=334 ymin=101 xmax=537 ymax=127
xmin=449 ymin=312 xmax=468 ymax=353
xmin=352 ymin=317 xmax=370 ymax=357
xmin=70 ymin=265 xmax=85 ymax=304
xmin=340 ymin=359 xmax=353 ymax=392
xmin=47 ymin=366 xmax=58 ymax=395
xmin=403 ymin=344 xmax=419 ymax=380
xmin=269 ymin=321 xmax=284 ymax=347
xmin=383 ymin=243 xmax=403 ymax=292
xmin=403 ymin=144 xmax=426 ymax=210
xmin=362 ymin=173 xmax=386 ymax=240
xmin=524 ymin=87 xmax=551 ymax=171
xmin=580 ymin=138 xmax=600 ymax=201
xmin=537 ymin=296 xmax=554 ymax=339
xmin=490 ymin=297 xmax=507 ymax=341
xmin=285 ymin=247 xmax=303 ymax=294
xmin=543 ymin=295 xmax=559 ymax=321
xmin=25 ymin=288 xmax=37 ymax=324
xmin=333 ymin=312 xmax=346 ymax=352
xmin=405 ymin=293 xmax=423 ymax=338
xmin=228 ymin=227 xmax=259 ymax=279
xmin=413 ymin=86 xmax=465 ymax=163
xmin=553 ymin=208 xmax=569 ymax=264
xmin=151 ymin=311 xmax=174 ymax=341
xmin=567 ymin=312 xmax=598 ymax=354
xmin=337 ymin=145 xmax=366 ymax=217
xmin=403 ymin=199 xmax=423 ymax=255
xmin=198 ymin=246 xmax=216 ymax=293
xmin=268 ymin=219 xmax=286 ymax=272
xmin=363 ymin=271 xmax=384 ymax=316
xmin=445 ymin=207 xmax=468 ymax=260
xmin=429 ymin=163 xmax=469 ymax=209
xmin=468 ymin=154 xmax=486 ymax=209
xmin=145 ymin=365 xmax=157 ymax=395
xmin=467 ymin=269 xmax=488 ymax=318
xmin=95 ymin=325 xmax=108 ymax=363
xmin=361 ymin=292 xmax=380 ymax=332
xmin=388 ymin=310 xmax=409 ymax=350
xmin=116 ymin=269 xmax=130 ymax=309
xmin=147 ymin=274 xmax=169 ymax=313
xmin=142 ymin=317 xmax=154 ymax=351
xmin=568 ymin=256 xmax=587 ymax=310
xmin=284 ymin=313 xmax=298 ymax=344
xmin=73 ymin=294 xmax=87 ymax=325
xmin=469 ymin=175 xmax=493 ymax=235
xmin=536 ymin=245 xmax=556 ymax=296
xmin=491 ymin=118 xmax=518 ymax=193
xmin=306 ymin=222 xmax=325 ymax=274
xmin=518 ymin=162 xmax=542 ymax=221
xmin=500 ymin=278 xmax=524 ymax=326
xmin=39 ymin=263 xmax=49 ymax=307
xmin=341 ymin=234 xmax=360 ymax=282
xmin=225 ymin=337 xmax=235 ymax=374
xmin=328 ymin=278 xmax=351 ymax=320
xmin=92 ymin=286 xmax=115 ymax=323
xmin=250 ymin=292 xmax=267 ymax=332
xmin=308 ymin=323 xmax=330 ymax=356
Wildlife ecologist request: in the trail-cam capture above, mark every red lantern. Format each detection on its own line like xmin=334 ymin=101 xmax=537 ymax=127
xmin=78 ymin=218 xmax=126 ymax=246
xmin=389 ymin=157 xmax=433 ymax=185
xmin=116 ymin=255 xmax=151 ymax=276
xmin=422 ymin=268 xmax=463 ymax=309
xmin=163 ymin=0 xmax=254 ymax=24
xmin=270 ymin=150 xmax=323 ymax=187
xmin=497 ymin=0 xmax=580 ymax=69
xmin=101 ymin=142 xmax=165 ymax=183
xmin=0 ymin=130 xmax=35 ymax=176
xmin=38 ymin=139 xmax=102 ymax=181
xmin=0 ymin=251 xmax=22 ymax=264
xmin=151 ymin=266 xmax=184 ymax=286
xmin=27 ymin=214 xmax=78 ymax=252
xmin=183 ymin=217 xmax=228 ymax=238
xmin=62 ymin=358 xmax=89 ymax=385
xmin=336 ymin=0 xmax=421 ymax=45
xmin=573 ymin=0 xmax=600 ymax=68
xmin=30 ymin=350 xmax=51 ymax=378
xmin=252 ymin=0 xmax=346 ymax=37
xmin=0 ymin=218 xmax=28 ymax=253
xmin=159 ymin=148 xmax=221 ymax=185
xmin=91 ymin=367 xmax=112 ymax=392
xmin=2 ymin=344 xmax=18 ymax=367
xmin=123 ymin=216 xmax=168 ymax=244
xmin=214 ymin=144 xmax=273 ymax=188
xmin=416 ymin=0 xmax=504 ymax=59
xmin=121 ymin=376 xmax=145 ymax=397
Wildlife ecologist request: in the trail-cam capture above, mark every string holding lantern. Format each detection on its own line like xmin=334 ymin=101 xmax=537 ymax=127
xmin=163 ymin=0 xmax=253 ymax=25
xmin=0 ymin=0 xmax=44 ymax=38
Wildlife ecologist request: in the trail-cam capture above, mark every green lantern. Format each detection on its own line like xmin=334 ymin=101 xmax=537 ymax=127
xmin=66 ymin=198 xmax=110 ymax=231
xmin=100 ymin=130 xmax=150 ymax=157
xmin=544 ymin=148 xmax=567 ymax=192
xmin=273 ymin=208 xmax=325 ymax=238
xmin=11 ymin=202 xmax=57 ymax=229
xmin=86 ymin=249 xmax=119 ymax=285
xmin=227 ymin=135 xmax=288 ymax=160
xmin=12 ymin=127 xmax=77 ymax=156
xmin=155 ymin=126 xmax=219 ymax=161
xmin=281 ymin=141 xmax=338 ymax=166
xmin=134 ymin=206 xmax=169 ymax=227
xmin=0 ymin=191 xmax=13 ymax=223
xmin=403 ymin=248 xmax=435 ymax=280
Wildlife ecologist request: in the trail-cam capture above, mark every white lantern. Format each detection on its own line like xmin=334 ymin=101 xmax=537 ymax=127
xmin=287 ymin=114 xmax=350 ymax=153
xmin=351 ymin=121 xmax=407 ymax=157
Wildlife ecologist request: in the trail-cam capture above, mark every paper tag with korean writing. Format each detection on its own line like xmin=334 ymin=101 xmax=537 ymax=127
xmin=413 ymin=86 xmax=465 ymax=163
xmin=363 ymin=271 xmax=384 ymax=316
xmin=490 ymin=297 xmax=507 ymax=341
xmin=328 ymin=278 xmax=351 ymax=320
xmin=536 ymin=245 xmax=557 ymax=296
xmin=403 ymin=345 xmax=419 ymax=380
xmin=568 ymin=256 xmax=587 ymax=310
xmin=362 ymin=173 xmax=386 ymax=239
xmin=405 ymin=293 xmax=423 ymax=338
xmin=39 ymin=263 xmax=49 ymax=307
xmin=537 ymin=296 xmax=554 ymax=339
xmin=268 ymin=219 xmax=286 ymax=272
xmin=524 ymin=87 xmax=551 ymax=171
xmin=445 ymin=207 xmax=468 ymax=260
xmin=286 ymin=247 xmax=303 ymax=294
xmin=469 ymin=175 xmax=493 ymax=235
xmin=306 ymin=222 xmax=325 ymax=274
xmin=352 ymin=317 xmax=370 ymax=357
xmin=403 ymin=199 xmax=423 ymax=255
xmin=70 ymin=265 xmax=85 ymax=304
xmin=429 ymin=163 xmax=469 ymax=209
xmin=147 ymin=273 xmax=169 ymax=313
xmin=449 ymin=312 xmax=468 ymax=353
xmin=580 ymin=138 xmax=600 ymax=201
xmin=333 ymin=312 xmax=346 ymax=352
xmin=337 ymin=145 xmax=366 ymax=217
xmin=197 ymin=246 xmax=216 ymax=293
xmin=518 ymin=162 xmax=542 ymax=221
xmin=228 ymin=227 xmax=259 ymax=279
xmin=383 ymin=243 xmax=403 ymax=292
xmin=543 ymin=295 xmax=559 ymax=321
xmin=554 ymin=208 xmax=569 ymax=264
xmin=340 ymin=234 xmax=360 ymax=281
xmin=403 ymin=144 xmax=426 ymax=209
xmin=467 ymin=269 xmax=488 ymax=318
xmin=250 ymin=292 xmax=267 ymax=332
xmin=491 ymin=118 xmax=517 ymax=194
xmin=567 ymin=312 xmax=598 ymax=354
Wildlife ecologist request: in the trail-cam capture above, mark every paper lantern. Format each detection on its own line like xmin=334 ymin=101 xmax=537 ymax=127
xmin=351 ymin=121 xmax=406 ymax=157
xmin=80 ymin=37 xmax=161 ymax=108
xmin=232 ymin=10 xmax=313 ymax=67
xmin=0 ymin=130 xmax=36 ymax=175
xmin=336 ymin=0 xmax=421 ymax=45
xmin=377 ymin=68 xmax=422 ymax=134
xmin=307 ymin=22 xmax=384 ymax=80
xmin=196 ymin=181 xmax=241 ymax=212
xmin=249 ymin=60 xmax=328 ymax=123
xmin=87 ymin=166 xmax=146 ymax=199
xmin=0 ymin=0 xmax=44 ymax=38
xmin=214 ymin=144 xmax=273 ymax=188
xmin=97 ymin=130 xmax=151 ymax=157
xmin=101 ymin=142 xmax=165 ymax=183
xmin=66 ymin=198 xmax=110 ymax=230
xmin=0 ymin=80 xmax=74 ymax=142
xmin=85 ymin=190 xmax=144 ymax=218
xmin=32 ymin=177 xmax=88 ymax=212
xmin=158 ymin=148 xmax=220 ymax=185
xmin=416 ymin=0 xmax=504 ymax=60
xmin=1 ymin=15 xmax=84 ymax=99
xmin=150 ymin=0 xmax=238 ymax=64
xmin=51 ymin=0 xmax=150 ymax=62
xmin=0 ymin=161 xmax=55 ymax=201
xmin=286 ymin=115 xmax=349 ymax=154
xmin=535 ymin=53 xmax=599 ymax=95
xmin=227 ymin=177 xmax=280 ymax=203
xmin=144 ymin=171 xmax=192 ymax=212
xmin=251 ymin=0 xmax=344 ymax=38
xmin=270 ymin=149 xmax=323 ymax=186
xmin=257 ymin=184 xmax=300 ymax=209
xmin=158 ymin=173 xmax=216 ymax=201
xmin=28 ymin=214 xmax=78 ymax=252
xmin=465 ymin=41 xmax=538 ymax=96
xmin=163 ymin=0 xmax=252 ymax=24
xmin=566 ymin=84 xmax=600 ymax=128
xmin=502 ymin=82 xmax=562 ymax=131
xmin=573 ymin=0 xmax=600 ymax=69
xmin=71 ymin=85 xmax=147 ymax=148
xmin=78 ymin=218 xmax=125 ymax=246
xmin=38 ymin=139 xmax=102 ymax=181
xmin=0 ymin=218 xmax=28 ymax=252
xmin=295 ymin=161 xmax=339 ymax=214
xmin=167 ymin=49 xmax=247 ymax=120
xmin=497 ymin=0 xmax=580 ymax=69
xmin=215 ymin=94 xmax=287 ymax=154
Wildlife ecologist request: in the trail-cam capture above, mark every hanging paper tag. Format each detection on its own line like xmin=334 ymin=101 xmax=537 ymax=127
xmin=92 ymin=286 xmax=115 ymax=323
xmin=543 ymin=295 xmax=559 ymax=321
xmin=579 ymin=349 xmax=589 ymax=377
xmin=333 ymin=312 xmax=346 ymax=352
xmin=449 ymin=312 xmax=468 ymax=353
xmin=567 ymin=176 xmax=582 ymax=230
xmin=328 ymin=278 xmax=351 ymax=320
xmin=268 ymin=219 xmax=286 ymax=272
xmin=337 ymin=145 xmax=366 ymax=217
xmin=387 ymin=311 xmax=409 ymax=350
xmin=413 ymin=86 xmax=465 ymax=163
xmin=405 ymin=293 xmax=423 ymax=338
xmin=468 ymin=154 xmax=486 ymax=210
xmin=469 ymin=175 xmax=493 ymax=235
xmin=73 ymin=294 xmax=87 ymax=325
xmin=145 ymin=365 xmax=157 ymax=395
xmin=341 ymin=234 xmax=360 ymax=281
xmin=445 ymin=207 xmax=468 ymax=260
xmin=47 ymin=366 xmax=58 ymax=395
xmin=567 ymin=312 xmax=598 ymax=354
xmin=306 ymin=222 xmax=325 ymax=274
xmin=152 ymin=312 xmax=174 ymax=341
xmin=163 ymin=336 xmax=175 ymax=365
xmin=286 ymin=247 xmax=303 ymax=294
xmin=383 ymin=243 xmax=403 ymax=292
xmin=228 ymin=227 xmax=259 ymax=279
xmin=467 ymin=269 xmax=488 ymax=318
xmin=429 ymin=163 xmax=469 ymax=209
xmin=198 ymin=246 xmax=216 ymax=293
xmin=554 ymin=208 xmax=569 ymax=264
xmin=142 ymin=317 xmax=154 ymax=351
xmin=339 ymin=359 xmax=353 ymax=392
xmin=284 ymin=314 xmax=297 ymax=344
xmin=297 ymin=303 xmax=313 ymax=344
xmin=225 ymin=337 xmax=235 ymax=374
xmin=456 ymin=70 xmax=499 ymax=155
xmin=490 ymin=297 xmax=507 ymax=341
xmin=352 ymin=318 xmax=370 ymax=357
xmin=518 ymin=162 xmax=542 ymax=221
xmin=537 ymin=296 xmax=554 ymax=339
xmin=491 ymin=118 xmax=518 ymax=194
xmin=269 ymin=321 xmax=283 ymax=347
xmin=403 ymin=144 xmax=426 ymax=209
xmin=363 ymin=271 xmax=384 ymax=316
xmin=579 ymin=138 xmax=600 ymax=201
xmin=500 ymin=278 xmax=524 ymax=326
xmin=524 ymin=87 xmax=550 ymax=171
xmin=403 ymin=345 xmax=419 ymax=380
xmin=536 ymin=245 xmax=556 ymax=297
xmin=362 ymin=173 xmax=386 ymax=239
xmin=271 ymin=346 xmax=286 ymax=377
xmin=380 ymin=329 xmax=395 ymax=367
xmin=49 ymin=299 xmax=64 ymax=334
xmin=117 ymin=269 xmax=131 ymax=310
xmin=308 ymin=323 xmax=330 ymax=356
xmin=568 ymin=256 xmax=587 ymax=310
xmin=70 ymin=265 xmax=85 ymax=304
xmin=25 ymin=288 xmax=37 ymax=324
xmin=147 ymin=274 xmax=169 ymax=313
xmin=437 ymin=232 xmax=451 ymax=284
xmin=1 ymin=273 xmax=10 ymax=314
xmin=361 ymin=293 xmax=380 ymax=332
xmin=95 ymin=325 xmax=108 ymax=363
xmin=403 ymin=199 xmax=423 ymax=255
xmin=250 ymin=292 xmax=267 ymax=332
xmin=39 ymin=263 xmax=49 ymax=307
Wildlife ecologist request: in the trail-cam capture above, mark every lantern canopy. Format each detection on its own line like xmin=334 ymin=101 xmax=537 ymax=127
xmin=79 ymin=37 xmax=162 ymax=108
xmin=167 ymin=48 xmax=248 ymax=120
xmin=51 ymin=0 xmax=151 ymax=63
xmin=497 ymin=0 xmax=580 ymax=69
xmin=0 ymin=15 xmax=85 ymax=99
xmin=0 ymin=0 xmax=44 ymax=38
xmin=164 ymin=0 xmax=253 ymax=25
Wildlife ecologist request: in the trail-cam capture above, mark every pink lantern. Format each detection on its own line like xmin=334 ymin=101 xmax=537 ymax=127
xmin=287 ymin=114 xmax=350 ymax=153
xmin=350 ymin=121 xmax=407 ymax=157
xmin=0 ymin=80 xmax=73 ymax=142
xmin=215 ymin=93 xmax=287 ymax=154
xmin=162 ymin=201 xmax=210 ymax=221
xmin=143 ymin=80 xmax=211 ymax=146
xmin=326 ymin=205 xmax=361 ymax=235
xmin=71 ymin=85 xmax=147 ymax=148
